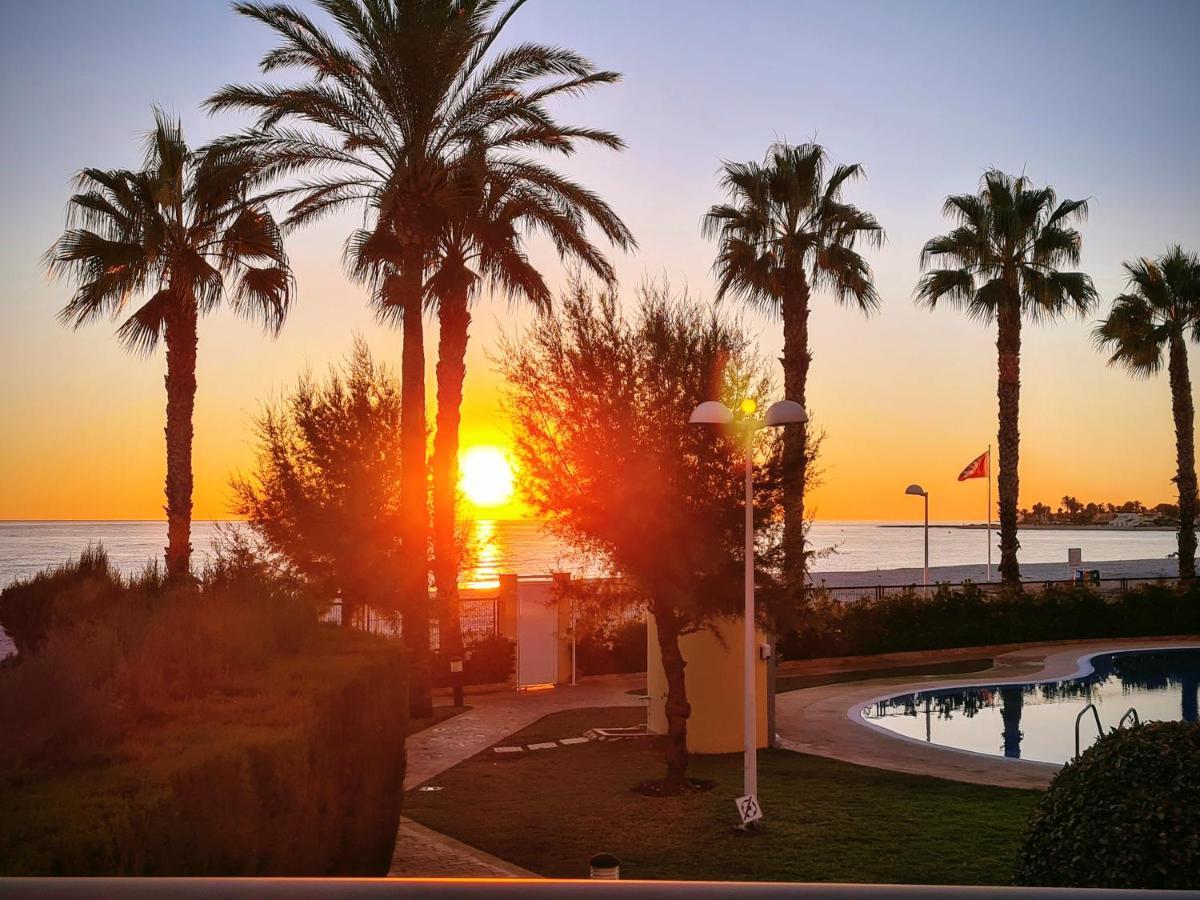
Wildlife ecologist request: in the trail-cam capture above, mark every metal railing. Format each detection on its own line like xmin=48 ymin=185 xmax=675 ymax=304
xmin=813 ymin=574 xmax=1181 ymax=605
xmin=2 ymin=879 xmax=1192 ymax=899
xmin=1074 ymin=703 xmax=1103 ymax=759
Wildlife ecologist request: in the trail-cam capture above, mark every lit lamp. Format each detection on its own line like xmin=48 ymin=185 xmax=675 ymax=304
xmin=905 ymin=483 xmax=929 ymax=588
xmin=689 ymin=397 xmax=807 ymax=829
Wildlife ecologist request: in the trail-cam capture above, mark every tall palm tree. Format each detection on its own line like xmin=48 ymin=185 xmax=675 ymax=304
xmin=703 ymin=141 xmax=883 ymax=599
xmin=917 ymin=170 xmax=1096 ymax=586
xmin=426 ymin=150 xmax=632 ymax=663
xmin=1095 ymin=247 xmax=1200 ymax=579
xmin=207 ymin=0 xmax=626 ymax=715
xmin=45 ymin=111 xmax=294 ymax=578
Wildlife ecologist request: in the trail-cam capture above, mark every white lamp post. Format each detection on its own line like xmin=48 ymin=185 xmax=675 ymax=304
xmin=690 ymin=397 xmax=807 ymax=828
xmin=905 ymin=483 xmax=929 ymax=588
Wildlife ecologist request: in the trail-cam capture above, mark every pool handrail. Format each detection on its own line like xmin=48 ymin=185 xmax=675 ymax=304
xmin=1074 ymin=702 xmax=1103 ymax=759
xmin=1117 ymin=707 xmax=1140 ymax=730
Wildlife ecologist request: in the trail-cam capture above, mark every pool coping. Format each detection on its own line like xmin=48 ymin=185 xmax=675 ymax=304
xmin=848 ymin=642 xmax=1200 ymax=773
xmin=773 ymin=637 xmax=1200 ymax=789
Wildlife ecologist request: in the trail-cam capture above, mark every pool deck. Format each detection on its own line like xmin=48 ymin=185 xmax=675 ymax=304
xmin=774 ymin=636 xmax=1200 ymax=789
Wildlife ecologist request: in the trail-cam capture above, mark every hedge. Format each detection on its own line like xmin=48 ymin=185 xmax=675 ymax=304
xmin=0 ymin=629 xmax=407 ymax=875
xmin=780 ymin=581 xmax=1200 ymax=660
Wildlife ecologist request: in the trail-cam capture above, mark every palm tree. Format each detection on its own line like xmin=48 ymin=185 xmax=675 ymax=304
xmin=703 ymin=141 xmax=883 ymax=599
xmin=45 ymin=111 xmax=293 ymax=578
xmin=917 ymin=170 xmax=1096 ymax=586
xmin=1095 ymin=247 xmax=1200 ymax=579
xmin=207 ymin=0 xmax=626 ymax=715
xmin=425 ymin=149 xmax=632 ymax=663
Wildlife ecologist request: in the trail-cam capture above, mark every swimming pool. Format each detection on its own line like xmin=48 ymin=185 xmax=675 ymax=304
xmin=859 ymin=647 xmax=1200 ymax=766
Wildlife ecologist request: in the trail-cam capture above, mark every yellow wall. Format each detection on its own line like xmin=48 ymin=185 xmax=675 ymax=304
xmin=647 ymin=614 xmax=768 ymax=754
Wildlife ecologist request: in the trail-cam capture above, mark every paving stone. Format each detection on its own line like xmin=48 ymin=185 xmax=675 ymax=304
xmin=526 ymin=741 xmax=558 ymax=750
xmin=559 ymin=736 xmax=589 ymax=745
xmin=492 ymin=746 xmax=523 ymax=753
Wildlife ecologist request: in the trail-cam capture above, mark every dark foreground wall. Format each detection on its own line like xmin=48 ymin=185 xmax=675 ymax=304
xmin=0 ymin=631 xmax=407 ymax=876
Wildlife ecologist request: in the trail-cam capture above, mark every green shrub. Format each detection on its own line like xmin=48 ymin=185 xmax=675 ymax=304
xmin=0 ymin=630 xmax=407 ymax=875
xmin=1013 ymin=721 xmax=1200 ymax=889
xmin=435 ymin=633 xmax=515 ymax=685
xmin=0 ymin=546 xmax=321 ymax=770
xmin=577 ymin=619 xmax=647 ymax=675
xmin=780 ymin=580 xmax=1200 ymax=660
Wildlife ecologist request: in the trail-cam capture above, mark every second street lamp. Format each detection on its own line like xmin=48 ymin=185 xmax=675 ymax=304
xmin=689 ymin=396 xmax=807 ymax=829
xmin=905 ymin=483 xmax=929 ymax=589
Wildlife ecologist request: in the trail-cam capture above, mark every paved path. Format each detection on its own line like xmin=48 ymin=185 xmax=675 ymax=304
xmin=775 ymin=637 xmax=1200 ymax=789
xmin=404 ymin=673 xmax=645 ymax=790
xmin=389 ymin=673 xmax=646 ymax=877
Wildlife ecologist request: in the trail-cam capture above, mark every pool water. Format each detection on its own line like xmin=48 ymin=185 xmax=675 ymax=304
xmin=860 ymin=648 xmax=1200 ymax=765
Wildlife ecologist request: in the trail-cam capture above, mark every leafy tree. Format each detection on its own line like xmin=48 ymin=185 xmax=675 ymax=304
xmin=208 ymin=0 xmax=624 ymax=715
xmin=45 ymin=111 xmax=294 ymax=577
xmin=1095 ymin=247 xmax=1200 ymax=578
xmin=498 ymin=281 xmax=783 ymax=789
xmin=916 ymin=171 xmax=1096 ymax=585
xmin=232 ymin=339 xmax=404 ymax=628
xmin=703 ymin=141 xmax=882 ymax=602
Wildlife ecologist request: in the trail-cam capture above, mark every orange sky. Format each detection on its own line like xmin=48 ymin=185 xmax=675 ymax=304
xmin=1 ymin=2 xmax=1197 ymax=525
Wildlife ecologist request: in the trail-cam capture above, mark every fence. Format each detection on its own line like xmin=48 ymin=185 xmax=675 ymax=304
xmin=813 ymin=574 xmax=1182 ymax=605
xmin=325 ymin=597 xmax=500 ymax=650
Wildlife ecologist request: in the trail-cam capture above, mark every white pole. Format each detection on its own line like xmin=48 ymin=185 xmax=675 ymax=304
xmin=987 ymin=444 xmax=993 ymax=583
xmin=743 ymin=423 xmax=757 ymax=810
xmin=923 ymin=492 xmax=929 ymax=590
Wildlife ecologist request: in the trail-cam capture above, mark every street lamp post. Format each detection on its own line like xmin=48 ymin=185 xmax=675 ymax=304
xmin=690 ymin=397 xmax=807 ymax=829
xmin=905 ymin=483 xmax=929 ymax=588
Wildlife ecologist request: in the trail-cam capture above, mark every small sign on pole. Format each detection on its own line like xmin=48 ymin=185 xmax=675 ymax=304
xmin=735 ymin=793 xmax=763 ymax=827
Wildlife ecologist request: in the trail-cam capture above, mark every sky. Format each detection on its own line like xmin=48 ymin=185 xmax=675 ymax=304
xmin=1 ymin=0 xmax=1199 ymax=523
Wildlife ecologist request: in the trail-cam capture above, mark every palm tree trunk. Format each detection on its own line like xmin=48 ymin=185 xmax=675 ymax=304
xmin=433 ymin=296 xmax=471 ymax=668
xmin=398 ymin=253 xmax=432 ymax=719
xmin=780 ymin=277 xmax=812 ymax=603
xmin=1167 ymin=335 xmax=1197 ymax=579
xmin=996 ymin=300 xmax=1022 ymax=586
xmin=163 ymin=300 xmax=198 ymax=580
xmin=653 ymin=604 xmax=691 ymax=788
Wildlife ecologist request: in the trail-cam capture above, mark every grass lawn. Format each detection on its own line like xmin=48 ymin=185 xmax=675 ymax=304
xmin=404 ymin=706 xmax=1042 ymax=884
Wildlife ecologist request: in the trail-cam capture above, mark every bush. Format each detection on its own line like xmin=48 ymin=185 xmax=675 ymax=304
xmin=577 ymin=620 xmax=647 ymax=675
xmin=1013 ymin=721 xmax=1200 ymax=888
xmin=0 ymin=547 xmax=322 ymax=769
xmin=434 ymin=634 xmax=515 ymax=686
xmin=779 ymin=581 xmax=1200 ymax=660
xmin=0 ymin=630 xmax=407 ymax=875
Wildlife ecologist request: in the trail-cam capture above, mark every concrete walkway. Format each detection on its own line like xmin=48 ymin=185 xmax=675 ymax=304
xmin=389 ymin=673 xmax=646 ymax=877
xmin=775 ymin=637 xmax=1200 ymax=789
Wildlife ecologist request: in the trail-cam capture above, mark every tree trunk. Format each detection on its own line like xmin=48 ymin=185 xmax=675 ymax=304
xmin=996 ymin=300 xmax=1022 ymax=587
xmin=398 ymin=253 xmax=432 ymax=719
xmin=780 ymin=277 xmax=812 ymax=604
xmin=163 ymin=299 xmax=198 ymax=580
xmin=1168 ymin=335 xmax=1197 ymax=579
xmin=433 ymin=295 xmax=471 ymax=666
xmin=654 ymin=605 xmax=691 ymax=787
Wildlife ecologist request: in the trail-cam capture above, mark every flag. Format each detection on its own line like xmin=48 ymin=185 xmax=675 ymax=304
xmin=958 ymin=451 xmax=989 ymax=481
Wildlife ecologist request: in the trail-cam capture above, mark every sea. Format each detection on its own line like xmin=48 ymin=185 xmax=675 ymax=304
xmin=0 ymin=519 xmax=1182 ymax=660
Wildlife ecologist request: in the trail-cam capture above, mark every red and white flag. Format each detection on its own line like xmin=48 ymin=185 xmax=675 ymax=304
xmin=957 ymin=451 xmax=989 ymax=481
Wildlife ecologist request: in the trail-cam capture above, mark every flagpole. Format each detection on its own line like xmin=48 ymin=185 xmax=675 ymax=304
xmin=987 ymin=444 xmax=993 ymax=583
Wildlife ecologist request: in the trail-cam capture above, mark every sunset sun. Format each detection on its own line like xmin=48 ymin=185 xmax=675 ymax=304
xmin=459 ymin=445 xmax=514 ymax=508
